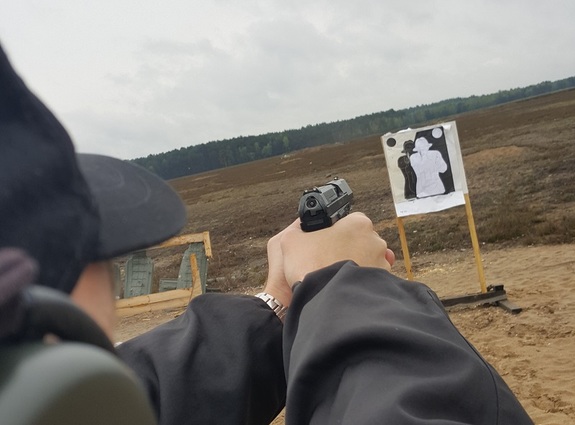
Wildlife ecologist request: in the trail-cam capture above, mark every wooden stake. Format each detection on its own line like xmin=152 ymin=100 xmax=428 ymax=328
xmin=189 ymin=254 xmax=203 ymax=302
xmin=397 ymin=216 xmax=413 ymax=280
xmin=202 ymin=231 xmax=213 ymax=258
xmin=464 ymin=193 xmax=487 ymax=293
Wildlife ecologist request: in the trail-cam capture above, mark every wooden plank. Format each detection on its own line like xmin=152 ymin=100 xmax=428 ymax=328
xmin=145 ymin=231 xmax=212 ymax=257
xmin=116 ymin=289 xmax=191 ymax=308
xmin=202 ymin=231 xmax=213 ymax=258
xmin=151 ymin=233 xmax=206 ymax=250
xmin=116 ymin=289 xmax=192 ymax=317
xmin=116 ymin=298 xmax=189 ymax=317
xmin=189 ymin=254 xmax=203 ymax=300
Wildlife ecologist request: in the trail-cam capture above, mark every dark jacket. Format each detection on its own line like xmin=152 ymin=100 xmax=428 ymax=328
xmin=118 ymin=261 xmax=533 ymax=425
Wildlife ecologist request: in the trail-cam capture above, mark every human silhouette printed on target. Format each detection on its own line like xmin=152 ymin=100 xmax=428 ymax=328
xmin=409 ymin=127 xmax=455 ymax=198
xmin=397 ymin=140 xmax=417 ymax=199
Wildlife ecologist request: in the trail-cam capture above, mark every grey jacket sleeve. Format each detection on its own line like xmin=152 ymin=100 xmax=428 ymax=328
xmin=116 ymin=293 xmax=286 ymax=425
xmin=283 ymin=261 xmax=533 ymax=425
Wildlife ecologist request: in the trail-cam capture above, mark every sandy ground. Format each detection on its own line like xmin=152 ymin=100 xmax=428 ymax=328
xmin=410 ymin=244 xmax=575 ymax=425
xmin=116 ymin=243 xmax=575 ymax=425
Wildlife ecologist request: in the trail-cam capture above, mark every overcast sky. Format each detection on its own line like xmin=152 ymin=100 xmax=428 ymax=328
xmin=1 ymin=1 xmax=574 ymax=159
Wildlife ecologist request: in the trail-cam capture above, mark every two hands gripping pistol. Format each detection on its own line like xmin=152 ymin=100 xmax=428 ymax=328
xmin=298 ymin=178 xmax=353 ymax=232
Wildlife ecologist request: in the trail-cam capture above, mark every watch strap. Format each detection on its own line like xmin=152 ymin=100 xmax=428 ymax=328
xmin=255 ymin=292 xmax=288 ymax=322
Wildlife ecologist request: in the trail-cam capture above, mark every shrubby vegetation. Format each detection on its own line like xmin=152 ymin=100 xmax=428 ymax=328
xmin=133 ymin=76 xmax=575 ymax=180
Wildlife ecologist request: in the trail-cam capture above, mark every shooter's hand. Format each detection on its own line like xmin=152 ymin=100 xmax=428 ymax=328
xmin=262 ymin=224 xmax=294 ymax=308
xmin=280 ymin=212 xmax=395 ymax=286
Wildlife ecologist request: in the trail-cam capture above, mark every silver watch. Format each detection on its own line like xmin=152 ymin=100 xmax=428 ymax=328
xmin=255 ymin=292 xmax=288 ymax=322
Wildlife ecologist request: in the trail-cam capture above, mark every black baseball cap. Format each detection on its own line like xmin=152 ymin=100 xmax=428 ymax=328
xmin=0 ymin=43 xmax=187 ymax=294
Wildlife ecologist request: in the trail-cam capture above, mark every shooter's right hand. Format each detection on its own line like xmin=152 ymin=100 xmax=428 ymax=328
xmin=278 ymin=212 xmax=395 ymax=287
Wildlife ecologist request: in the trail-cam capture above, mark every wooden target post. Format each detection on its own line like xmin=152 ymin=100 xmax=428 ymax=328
xmin=396 ymin=216 xmax=413 ymax=281
xmin=464 ymin=193 xmax=487 ymax=293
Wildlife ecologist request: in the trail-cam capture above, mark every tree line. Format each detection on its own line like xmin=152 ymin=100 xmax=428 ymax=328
xmin=133 ymin=76 xmax=575 ymax=180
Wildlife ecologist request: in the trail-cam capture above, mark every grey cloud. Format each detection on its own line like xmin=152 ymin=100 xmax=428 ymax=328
xmin=46 ymin=0 xmax=575 ymax=158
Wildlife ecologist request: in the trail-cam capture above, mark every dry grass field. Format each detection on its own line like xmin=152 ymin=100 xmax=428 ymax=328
xmin=164 ymin=89 xmax=575 ymax=289
xmin=118 ymin=89 xmax=575 ymax=424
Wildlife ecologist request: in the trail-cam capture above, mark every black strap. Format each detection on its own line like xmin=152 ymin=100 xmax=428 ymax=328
xmin=20 ymin=285 xmax=116 ymax=353
xmin=0 ymin=248 xmax=114 ymax=353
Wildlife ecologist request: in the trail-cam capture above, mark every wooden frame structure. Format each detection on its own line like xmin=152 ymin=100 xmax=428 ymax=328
xmin=116 ymin=232 xmax=212 ymax=317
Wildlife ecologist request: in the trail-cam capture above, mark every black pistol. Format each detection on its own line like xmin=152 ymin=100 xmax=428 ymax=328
xmin=298 ymin=178 xmax=353 ymax=232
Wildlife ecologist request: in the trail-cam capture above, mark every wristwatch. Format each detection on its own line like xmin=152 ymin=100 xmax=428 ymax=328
xmin=255 ymin=292 xmax=288 ymax=322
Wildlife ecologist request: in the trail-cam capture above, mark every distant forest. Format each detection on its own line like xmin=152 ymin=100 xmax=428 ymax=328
xmin=133 ymin=76 xmax=575 ymax=180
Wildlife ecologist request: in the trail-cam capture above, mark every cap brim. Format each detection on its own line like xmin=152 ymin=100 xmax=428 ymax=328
xmin=77 ymin=154 xmax=187 ymax=260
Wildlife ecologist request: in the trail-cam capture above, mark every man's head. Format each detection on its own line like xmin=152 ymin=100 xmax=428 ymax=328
xmin=0 ymin=43 xmax=186 ymax=297
xmin=413 ymin=136 xmax=432 ymax=153
xmin=401 ymin=140 xmax=415 ymax=155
